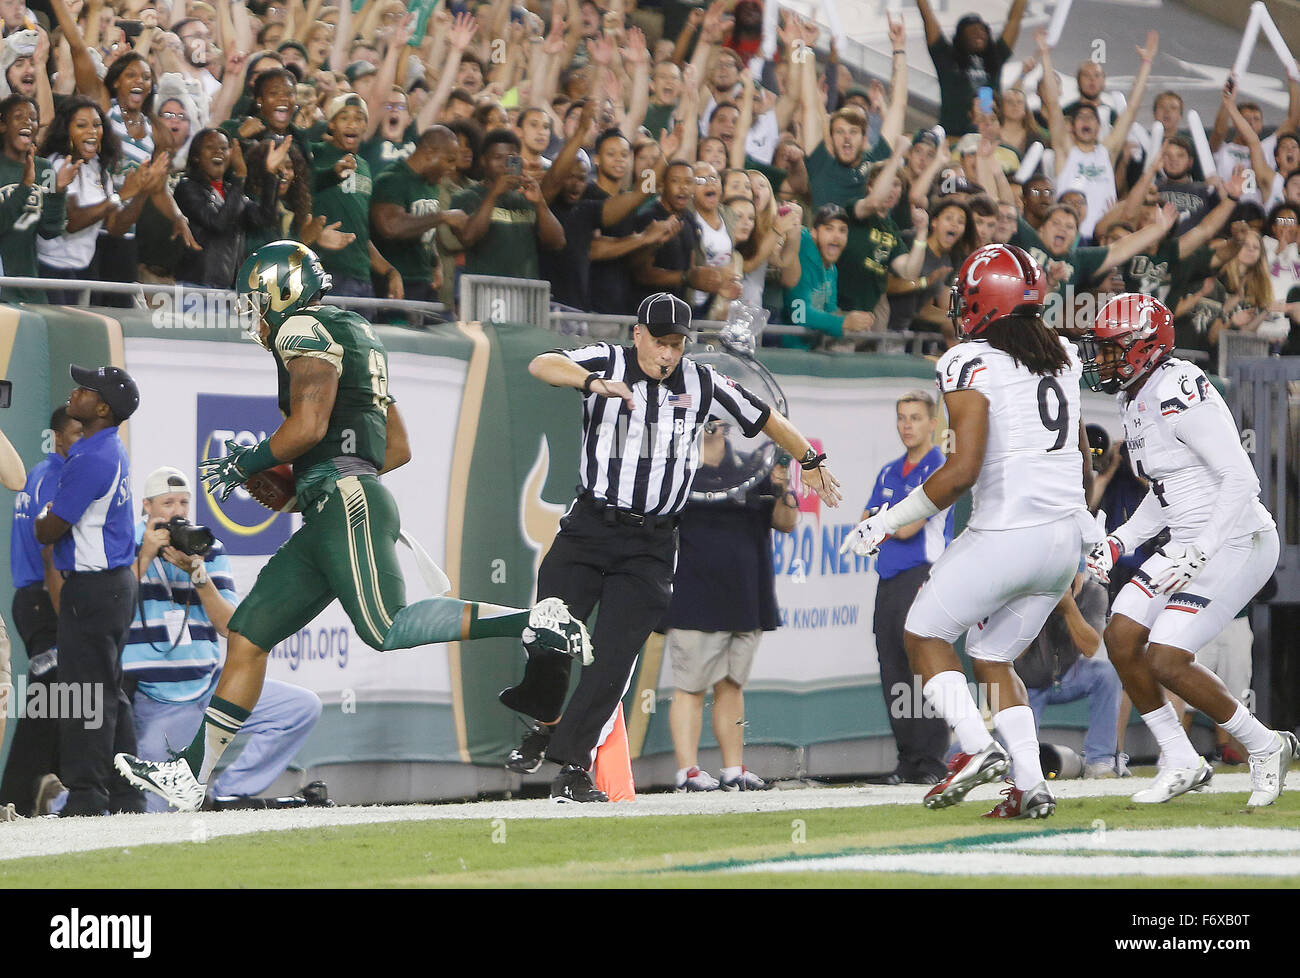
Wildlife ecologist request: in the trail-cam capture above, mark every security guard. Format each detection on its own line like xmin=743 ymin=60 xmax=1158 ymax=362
xmin=862 ymin=389 xmax=955 ymax=785
xmin=506 ymin=292 xmax=842 ymax=802
xmin=35 ymin=365 xmax=144 ymax=817
xmin=0 ymin=407 xmax=81 ymax=816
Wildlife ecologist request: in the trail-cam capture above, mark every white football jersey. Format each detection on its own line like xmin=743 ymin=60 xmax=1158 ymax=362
xmin=936 ymin=337 xmax=1089 ymax=530
xmin=1119 ymin=358 xmax=1273 ymax=546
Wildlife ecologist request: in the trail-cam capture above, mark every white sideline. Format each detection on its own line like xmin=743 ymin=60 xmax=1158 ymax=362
xmin=0 ymin=773 xmax=1265 ymax=863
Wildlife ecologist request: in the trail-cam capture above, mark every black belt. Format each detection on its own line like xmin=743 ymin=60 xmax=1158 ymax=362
xmin=576 ymin=491 xmax=679 ymax=530
xmin=62 ymin=566 xmax=133 ymax=579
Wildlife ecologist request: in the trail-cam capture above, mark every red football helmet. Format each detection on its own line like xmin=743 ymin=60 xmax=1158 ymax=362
xmin=1082 ymin=293 xmax=1174 ymax=393
xmin=949 ymin=243 xmax=1046 ymax=338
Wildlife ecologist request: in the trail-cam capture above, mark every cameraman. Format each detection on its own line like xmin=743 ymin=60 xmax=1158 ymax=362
xmin=123 ymin=467 xmax=322 ymax=811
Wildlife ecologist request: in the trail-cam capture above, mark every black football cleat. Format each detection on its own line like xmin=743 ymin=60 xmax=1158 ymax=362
xmin=550 ymin=764 xmax=608 ymax=803
xmin=506 ymin=722 xmax=553 ymax=774
xmin=499 ymin=639 xmax=573 ymax=723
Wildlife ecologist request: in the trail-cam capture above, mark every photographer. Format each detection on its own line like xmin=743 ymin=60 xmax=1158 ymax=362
xmin=123 ymin=467 xmax=322 ymax=812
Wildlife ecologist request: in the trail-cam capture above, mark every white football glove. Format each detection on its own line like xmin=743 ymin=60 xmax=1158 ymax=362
xmin=839 ymin=503 xmax=893 ymax=558
xmin=1086 ymin=535 xmax=1124 ymax=584
xmin=1150 ymin=543 xmax=1208 ymax=595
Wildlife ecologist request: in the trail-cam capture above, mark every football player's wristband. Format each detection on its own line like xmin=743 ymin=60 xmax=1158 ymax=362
xmin=583 ymin=373 xmax=601 ymax=394
xmin=243 ymin=438 xmax=281 ymax=476
xmin=880 ymin=484 xmax=940 ymax=532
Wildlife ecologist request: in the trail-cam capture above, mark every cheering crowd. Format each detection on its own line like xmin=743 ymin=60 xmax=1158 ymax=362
xmin=0 ymin=0 xmax=1295 ymax=363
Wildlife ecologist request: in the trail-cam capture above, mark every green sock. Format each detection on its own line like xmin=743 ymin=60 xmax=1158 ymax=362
xmin=181 ymin=696 xmax=252 ymax=782
xmin=381 ymin=597 xmax=528 ymax=651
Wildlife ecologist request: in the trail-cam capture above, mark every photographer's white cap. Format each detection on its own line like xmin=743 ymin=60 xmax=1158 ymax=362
xmin=144 ymin=466 xmax=192 ymax=499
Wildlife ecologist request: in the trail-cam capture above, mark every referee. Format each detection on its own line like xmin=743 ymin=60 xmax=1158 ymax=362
xmin=35 ymin=365 xmax=144 ymax=817
xmin=504 ymin=292 xmax=841 ymax=802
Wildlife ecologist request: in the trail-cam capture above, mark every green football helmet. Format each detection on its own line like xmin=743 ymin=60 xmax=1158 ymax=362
xmin=236 ymin=240 xmax=333 ymax=347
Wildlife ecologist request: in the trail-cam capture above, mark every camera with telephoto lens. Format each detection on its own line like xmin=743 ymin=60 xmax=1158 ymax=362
xmin=157 ymin=516 xmax=215 ymax=557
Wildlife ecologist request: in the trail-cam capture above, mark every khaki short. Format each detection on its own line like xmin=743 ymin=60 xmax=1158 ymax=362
xmin=666 ymin=628 xmax=761 ymax=693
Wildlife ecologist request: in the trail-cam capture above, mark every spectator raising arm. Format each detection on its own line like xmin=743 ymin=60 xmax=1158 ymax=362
xmin=365 ymin=13 xmax=416 ymax=142
xmin=1222 ymin=88 xmax=1278 ymax=204
xmin=799 ymin=29 xmax=827 ymax=156
xmin=416 ymin=12 xmax=476 ymax=132
xmin=47 ymin=0 xmax=108 ymax=110
xmin=1001 ymin=0 xmax=1029 ymax=50
xmin=915 ymin=0 xmax=943 ymax=46
xmin=1037 ymin=29 xmax=1071 ymax=164
xmin=328 ymin=0 xmax=354 ymax=73
xmin=1102 ymin=31 xmax=1157 ymax=166
xmin=879 ymin=15 xmax=909 ymax=150
xmin=1094 ymin=201 xmax=1179 ymax=278
xmin=620 ymin=27 xmax=651 ymax=141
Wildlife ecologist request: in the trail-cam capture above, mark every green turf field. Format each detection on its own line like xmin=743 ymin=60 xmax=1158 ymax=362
xmin=4 ymin=790 xmax=1297 ymax=888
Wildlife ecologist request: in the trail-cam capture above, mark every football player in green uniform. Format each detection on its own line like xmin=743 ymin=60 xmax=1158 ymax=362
xmin=115 ymin=240 xmax=591 ymax=811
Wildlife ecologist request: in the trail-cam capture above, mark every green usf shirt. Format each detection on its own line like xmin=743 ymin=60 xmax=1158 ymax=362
xmin=360 ymin=124 xmax=420 ymax=178
xmin=371 ymin=162 xmax=440 ymax=283
xmin=449 ymin=182 xmax=539 ymax=279
xmin=643 ymin=102 xmax=676 ymax=140
xmin=1023 ymin=243 xmax=1108 ymax=329
xmin=271 ymin=304 xmax=391 ymax=509
xmin=1122 ymin=239 xmax=1179 ymax=301
xmin=806 ymin=137 xmax=891 ymax=211
xmin=0 ymin=154 xmax=68 ymax=299
xmin=311 ymin=140 xmax=374 ymax=279
xmin=837 ymin=212 xmax=906 ymax=312
xmin=1010 ymin=216 xmax=1045 ymax=252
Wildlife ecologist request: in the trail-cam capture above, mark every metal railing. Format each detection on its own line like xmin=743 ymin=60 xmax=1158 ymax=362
xmin=459 ymin=274 xmax=551 ymax=332
xmin=1218 ymin=331 xmax=1273 ymax=379
xmin=0 ymin=277 xmax=450 ymax=328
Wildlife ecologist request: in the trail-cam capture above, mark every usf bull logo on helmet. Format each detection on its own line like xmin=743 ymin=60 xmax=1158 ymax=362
xmin=236 ymin=241 xmax=333 ymax=345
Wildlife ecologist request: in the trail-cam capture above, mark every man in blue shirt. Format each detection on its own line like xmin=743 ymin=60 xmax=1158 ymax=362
xmin=0 ymin=408 xmax=81 ymax=816
xmin=863 ymin=389 xmax=955 ymax=784
xmin=35 ymin=365 xmax=144 ymax=817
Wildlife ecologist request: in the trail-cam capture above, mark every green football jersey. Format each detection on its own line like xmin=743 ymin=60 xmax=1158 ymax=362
xmin=271 ymin=304 xmax=392 ymax=508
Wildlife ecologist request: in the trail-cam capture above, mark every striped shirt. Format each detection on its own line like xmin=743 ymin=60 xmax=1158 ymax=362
xmin=560 ymin=343 xmax=772 ymax=516
xmin=107 ymin=101 xmax=155 ymax=179
xmin=122 ymin=520 xmax=238 ymax=704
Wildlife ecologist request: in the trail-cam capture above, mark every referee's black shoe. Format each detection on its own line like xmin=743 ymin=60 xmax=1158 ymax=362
xmin=551 ymin=764 xmax=609 ymax=803
xmin=506 ymin=722 xmax=552 ymax=774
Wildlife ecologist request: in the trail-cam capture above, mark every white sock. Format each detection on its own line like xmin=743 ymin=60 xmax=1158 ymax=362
xmin=923 ymin=671 xmax=993 ymax=754
xmin=994 ymin=705 xmax=1043 ymax=789
xmin=721 ymin=766 xmax=742 ymax=780
xmin=1141 ymin=703 xmax=1200 ymax=768
xmin=1221 ymin=704 xmax=1277 ymax=756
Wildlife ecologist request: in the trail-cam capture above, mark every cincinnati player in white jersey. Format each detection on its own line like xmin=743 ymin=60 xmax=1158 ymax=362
xmin=844 ymin=244 xmax=1098 ymax=819
xmin=1081 ymin=294 xmax=1296 ymax=807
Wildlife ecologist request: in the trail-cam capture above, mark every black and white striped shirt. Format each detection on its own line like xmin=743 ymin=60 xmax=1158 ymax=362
xmin=560 ymin=343 xmax=772 ymax=516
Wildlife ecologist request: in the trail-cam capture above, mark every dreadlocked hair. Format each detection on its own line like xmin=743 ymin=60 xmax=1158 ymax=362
xmin=982 ymin=314 xmax=1071 ymax=376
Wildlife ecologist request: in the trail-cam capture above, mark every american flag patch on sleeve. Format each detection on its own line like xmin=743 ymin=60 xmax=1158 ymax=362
xmin=669 ymin=393 xmax=693 ymax=409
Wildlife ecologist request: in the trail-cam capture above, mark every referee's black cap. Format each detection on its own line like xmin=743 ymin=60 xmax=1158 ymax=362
xmin=637 ymin=292 xmax=693 ymax=337
xmin=71 ymin=364 xmax=140 ymax=422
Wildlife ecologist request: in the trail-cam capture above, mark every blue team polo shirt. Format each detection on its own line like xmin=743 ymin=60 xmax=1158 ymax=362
xmin=11 ymin=453 xmax=65 ymax=587
xmin=49 ymin=427 xmax=136 ymax=572
xmin=865 ymin=446 xmax=955 ymax=581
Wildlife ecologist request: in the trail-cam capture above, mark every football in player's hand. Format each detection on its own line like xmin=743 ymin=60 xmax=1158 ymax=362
xmin=245 ymin=464 xmax=298 ymax=513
